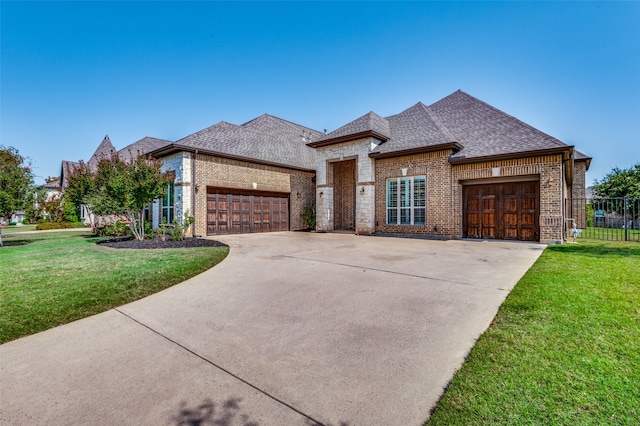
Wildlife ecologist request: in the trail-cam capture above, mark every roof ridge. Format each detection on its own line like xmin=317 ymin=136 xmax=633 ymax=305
xmin=420 ymin=102 xmax=457 ymax=142
xmin=436 ymin=90 xmax=566 ymax=147
xmin=241 ymin=113 xmax=323 ymax=137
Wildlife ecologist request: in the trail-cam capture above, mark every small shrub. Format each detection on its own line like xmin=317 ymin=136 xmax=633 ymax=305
xmin=22 ymin=219 xmax=30 ymax=225
xmin=169 ymin=224 xmax=182 ymax=241
xmin=300 ymin=201 xmax=316 ymax=230
xmin=170 ymin=211 xmax=195 ymax=241
xmin=36 ymin=222 xmax=73 ymax=230
xmin=144 ymin=221 xmax=154 ymax=239
xmin=103 ymin=221 xmax=131 ymax=237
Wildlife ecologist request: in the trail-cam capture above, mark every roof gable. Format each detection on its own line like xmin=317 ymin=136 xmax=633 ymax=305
xmin=87 ymin=135 xmax=115 ymax=168
xmin=370 ymin=102 xmax=456 ymax=155
xmin=310 ymin=112 xmax=391 ymax=147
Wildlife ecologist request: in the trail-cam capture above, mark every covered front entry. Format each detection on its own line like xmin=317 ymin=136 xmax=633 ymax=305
xmin=332 ymin=159 xmax=356 ymax=231
xmin=206 ymin=188 xmax=289 ymax=235
xmin=464 ymin=181 xmax=539 ymax=241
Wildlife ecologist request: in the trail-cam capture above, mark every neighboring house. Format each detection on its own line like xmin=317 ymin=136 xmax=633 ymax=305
xmin=71 ymin=90 xmax=591 ymax=243
xmin=35 ymin=178 xmax=63 ymax=222
xmin=40 ymin=179 xmax=62 ymax=201
xmin=60 ymin=135 xmax=172 ymax=226
xmin=9 ymin=211 xmax=26 ymax=224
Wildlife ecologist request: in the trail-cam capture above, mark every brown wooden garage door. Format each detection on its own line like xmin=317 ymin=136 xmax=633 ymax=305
xmin=206 ymin=189 xmax=289 ymax=235
xmin=464 ymin=181 xmax=539 ymax=241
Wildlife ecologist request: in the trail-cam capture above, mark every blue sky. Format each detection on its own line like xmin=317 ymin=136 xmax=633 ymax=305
xmin=2 ymin=1 xmax=639 ymax=186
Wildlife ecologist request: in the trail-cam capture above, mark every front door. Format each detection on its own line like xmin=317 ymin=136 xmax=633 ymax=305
xmin=332 ymin=160 xmax=356 ymax=231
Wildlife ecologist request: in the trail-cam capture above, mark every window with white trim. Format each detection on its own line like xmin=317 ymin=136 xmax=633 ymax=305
xmin=386 ymin=176 xmax=426 ymax=225
xmin=161 ymin=182 xmax=175 ymax=224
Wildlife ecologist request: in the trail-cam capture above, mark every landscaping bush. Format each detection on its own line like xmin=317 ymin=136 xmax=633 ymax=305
xmin=95 ymin=221 xmax=131 ymax=237
xmin=35 ymin=222 xmax=85 ymax=230
xmin=300 ymin=200 xmax=316 ymax=230
xmin=22 ymin=219 xmax=30 ymax=225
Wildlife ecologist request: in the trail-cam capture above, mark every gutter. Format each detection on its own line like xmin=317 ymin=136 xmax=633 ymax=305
xmin=150 ymin=144 xmax=315 ymax=173
xmin=448 ymin=146 xmax=573 ymax=165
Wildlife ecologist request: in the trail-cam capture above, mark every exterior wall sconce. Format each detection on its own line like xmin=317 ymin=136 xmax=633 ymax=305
xmin=319 ymin=191 xmax=323 ymax=198
xmin=360 ymin=186 xmax=365 ymax=195
xmin=252 ymin=182 xmax=257 ymax=189
xmin=296 ymin=192 xmax=300 ymax=198
xmin=195 ymin=184 xmax=200 ymax=193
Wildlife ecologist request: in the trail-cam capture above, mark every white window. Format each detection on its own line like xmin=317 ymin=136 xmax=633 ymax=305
xmin=386 ymin=176 xmax=426 ymax=225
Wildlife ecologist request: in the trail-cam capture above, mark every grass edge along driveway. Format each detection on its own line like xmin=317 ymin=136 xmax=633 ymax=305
xmin=0 ymin=230 xmax=228 ymax=344
xmin=427 ymin=240 xmax=639 ymax=425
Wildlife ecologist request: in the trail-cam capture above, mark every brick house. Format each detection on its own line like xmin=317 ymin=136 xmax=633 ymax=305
xmin=308 ymin=90 xmax=591 ymax=244
xmin=149 ymin=114 xmax=322 ymax=236
xmin=66 ymin=90 xmax=590 ymax=243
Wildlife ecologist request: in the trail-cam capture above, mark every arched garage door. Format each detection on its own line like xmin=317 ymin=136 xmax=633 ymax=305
xmin=464 ymin=181 xmax=539 ymax=241
xmin=207 ymin=188 xmax=289 ymax=235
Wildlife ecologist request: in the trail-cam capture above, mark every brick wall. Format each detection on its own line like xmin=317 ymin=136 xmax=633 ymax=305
xmin=374 ymin=153 xmax=565 ymax=243
xmin=451 ymin=155 xmax=564 ymax=244
xmin=570 ymin=161 xmax=587 ymax=228
xmin=375 ymin=150 xmax=454 ymax=236
xmin=193 ymin=153 xmax=315 ymax=236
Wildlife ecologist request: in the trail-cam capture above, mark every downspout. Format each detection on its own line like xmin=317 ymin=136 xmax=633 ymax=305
xmin=192 ymin=150 xmax=198 ymax=237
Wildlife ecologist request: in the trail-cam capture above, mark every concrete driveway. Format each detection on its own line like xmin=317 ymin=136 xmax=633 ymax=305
xmin=1 ymin=233 xmax=545 ymax=425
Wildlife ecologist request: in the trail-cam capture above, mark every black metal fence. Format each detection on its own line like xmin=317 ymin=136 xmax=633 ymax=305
xmin=565 ymin=197 xmax=640 ymax=242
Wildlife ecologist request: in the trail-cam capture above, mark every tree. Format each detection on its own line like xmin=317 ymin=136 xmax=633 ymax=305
xmin=40 ymin=193 xmax=65 ymax=223
xmin=0 ymin=146 xmax=35 ymax=221
xmin=67 ymin=154 xmax=173 ymax=241
xmin=1 ymin=146 xmax=35 ymax=247
xmin=64 ymin=161 xmax=95 ymax=223
xmin=594 ymin=164 xmax=640 ymax=198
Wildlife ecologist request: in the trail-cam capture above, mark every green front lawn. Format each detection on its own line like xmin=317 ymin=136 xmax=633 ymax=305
xmin=1 ymin=224 xmax=37 ymax=233
xmin=0 ymin=231 xmax=228 ymax=343
xmin=427 ymin=240 xmax=639 ymax=425
xmin=579 ymin=226 xmax=640 ymax=241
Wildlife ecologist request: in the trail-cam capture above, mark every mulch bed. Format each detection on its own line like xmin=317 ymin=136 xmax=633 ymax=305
xmin=98 ymin=237 xmax=227 ymax=249
xmin=0 ymin=241 xmax=31 ymax=247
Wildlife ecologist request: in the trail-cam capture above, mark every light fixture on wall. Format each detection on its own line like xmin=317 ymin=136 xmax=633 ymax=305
xmin=319 ymin=191 xmax=323 ymax=198
xmin=296 ymin=192 xmax=300 ymax=198
xmin=252 ymin=182 xmax=257 ymax=189
xmin=360 ymin=186 xmax=365 ymax=195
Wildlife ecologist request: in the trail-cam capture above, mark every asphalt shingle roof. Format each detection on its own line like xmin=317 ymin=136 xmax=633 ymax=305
xmin=427 ymin=90 xmax=568 ymax=160
xmin=316 ymin=90 xmax=580 ymax=161
xmin=174 ymin=114 xmax=323 ymax=170
xmin=317 ymin=111 xmax=391 ymax=143
xmin=118 ymin=137 xmax=172 ymax=162
xmin=373 ymin=102 xmax=456 ymax=155
xmin=87 ymin=135 xmax=116 ymax=169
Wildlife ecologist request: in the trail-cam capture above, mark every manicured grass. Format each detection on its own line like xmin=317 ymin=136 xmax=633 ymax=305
xmin=0 ymin=224 xmax=37 ymax=233
xmin=427 ymin=240 xmax=639 ymax=425
xmin=579 ymin=226 xmax=640 ymax=242
xmin=0 ymin=231 xmax=228 ymax=343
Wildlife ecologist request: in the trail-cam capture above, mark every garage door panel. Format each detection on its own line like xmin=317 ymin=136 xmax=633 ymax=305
xmin=207 ymin=190 xmax=289 ymax=235
xmin=464 ymin=181 xmax=539 ymax=242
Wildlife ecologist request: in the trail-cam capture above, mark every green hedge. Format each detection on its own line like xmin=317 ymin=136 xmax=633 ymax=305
xmin=35 ymin=222 xmax=86 ymax=230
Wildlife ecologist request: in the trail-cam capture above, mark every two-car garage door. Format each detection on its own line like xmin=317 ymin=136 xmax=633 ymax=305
xmin=464 ymin=181 xmax=539 ymax=241
xmin=207 ymin=189 xmax=289 ymax=235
